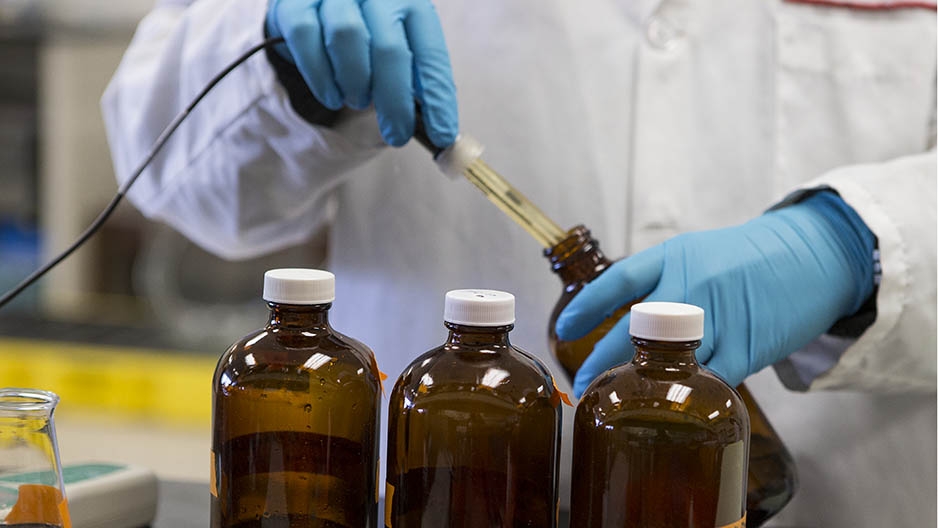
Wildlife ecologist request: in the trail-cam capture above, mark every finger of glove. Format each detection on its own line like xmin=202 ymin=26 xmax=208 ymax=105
xmin=362 ymin=1 xmax=414 ymax=146
xmin=572 ymin=312 xmax=634 ymax=398
xmin=320 ymin=0 xmax=371 ymax=109
xmin=573 ymin=274 xmax=695 ymax=398
xmin=275 ymin=0 xmax=344 ymax=110
xmin=697 ymin=300 xmax=751 ymax=388
xmin=654 ymin=235 xmax=749 ymax=387
xmin=265 ymin=0 xmax=294 ymax=61
xmin=555 ymin=244 xmax=664 ymax=342
xmin=700 ymin=343 xmax=747 ymax=388
xmin=631 ymin=242 xmax=718 ymax=369
xmin=404 ymin=1 xmax=457 ymax=147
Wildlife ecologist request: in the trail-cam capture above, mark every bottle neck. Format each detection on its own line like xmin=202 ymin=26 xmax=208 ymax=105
xmin=544 ymin=225 xmax=613 ymax=285
xmin=444 ymin=322 xmax=513 ymax=348
xmin=631 ymin=337 xmax=701 ymax=369
xmin=266 ymin=302 xmax=332 ymax=330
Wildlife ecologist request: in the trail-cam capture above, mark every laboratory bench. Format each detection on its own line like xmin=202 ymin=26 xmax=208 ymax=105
xmin=154 ymin=480 xmax=808 ymax=527
xmin=154 ymin=481 xmax=577 ymax=528
xmin=154 ymin=481 xmax=206 ymax=528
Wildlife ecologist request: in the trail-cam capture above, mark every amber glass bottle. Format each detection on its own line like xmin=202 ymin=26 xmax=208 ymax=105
xmin=211 ymin=269 xmax=381 ymax=528
xmin=545 ymin=225 xmax=797 ymax=526
xmin=571 ymin=302 xmax=749 ymax=526
xmin=546 ymin=225 xmax=634 ymax=379
xmin=385 ymin=290 xmax=562 ymax=528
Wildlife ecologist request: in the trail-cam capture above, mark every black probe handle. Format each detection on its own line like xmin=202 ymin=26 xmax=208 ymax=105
xmin=412 ymin=102 xmax=445 ymax=158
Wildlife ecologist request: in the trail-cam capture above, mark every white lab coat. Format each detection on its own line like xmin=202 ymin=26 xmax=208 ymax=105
xmin=102 ymin=0 xmax=937 ymax=525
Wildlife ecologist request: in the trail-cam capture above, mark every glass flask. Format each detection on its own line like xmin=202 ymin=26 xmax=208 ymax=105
xmin=545 ymin=225 xmax=797 ymax=526
xmin=0 ymin=388 xmax=72 ymax=528
xmin=570 ymin=302 xmax=749 ymax=527
xmin=386 ymin=290 xmax=562 ymax=528
xmin=211 ymin=269 xmax=381 ymax=528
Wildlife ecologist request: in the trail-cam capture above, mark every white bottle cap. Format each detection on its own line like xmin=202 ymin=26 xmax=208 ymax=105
xmin=444 ymin=289 xmax=515 ymax=327
xmin=435 ymin=134 xmax=484 ymax=179
xmin=263 ymin=268 xmax=335 ymax=305
xmin=629 ymin=302 xmax=704 ymax=341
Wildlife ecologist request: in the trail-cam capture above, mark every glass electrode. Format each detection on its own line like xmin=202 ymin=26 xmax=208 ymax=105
xmin=428 ymin=135 xmax=567 ymax=248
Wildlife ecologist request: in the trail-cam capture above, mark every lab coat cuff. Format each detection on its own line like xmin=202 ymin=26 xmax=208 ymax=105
xmin=773 ymin=334 xmax=857 ymax=392
xmin=262 ymin=24 xmax=384 ymax=146
xmin=260 ymin=30 xmax=384 ymax=155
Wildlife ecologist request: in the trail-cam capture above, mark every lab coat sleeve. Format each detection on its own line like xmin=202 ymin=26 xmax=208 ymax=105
xmin=101 ymin=0 xmax=385 ymax=260
xmin=773 ymin=149 xmax=937 ymax=393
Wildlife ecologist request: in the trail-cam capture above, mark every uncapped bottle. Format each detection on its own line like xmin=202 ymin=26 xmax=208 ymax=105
xmin=571 ymin=302 xmax=750 ymax=527
xmin=545 ymin=225 xmax=797 ymax=526
xmin=211 ymin=269 xmax=381 ymax=528
xmin=385 ymin=289 xmax=562 ymax=527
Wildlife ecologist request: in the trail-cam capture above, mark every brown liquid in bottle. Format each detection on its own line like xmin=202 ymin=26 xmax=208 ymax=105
xmin=571 ymin=330 xmax=749 ymax=526
xmin=545 ymin=226 xmax=797 ymax=526
xmin=211 ymin=299 xmax=381 ymax=528
xmin=386 ymin=294 xmax=562 ymax=528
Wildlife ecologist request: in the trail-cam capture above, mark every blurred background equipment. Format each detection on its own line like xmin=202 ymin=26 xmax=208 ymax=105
xmin=0 ymin=0 xmax=329 ymax=490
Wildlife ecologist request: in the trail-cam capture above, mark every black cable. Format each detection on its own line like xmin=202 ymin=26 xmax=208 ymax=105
xmin=0 ymin=37 xmax=286 ymax=310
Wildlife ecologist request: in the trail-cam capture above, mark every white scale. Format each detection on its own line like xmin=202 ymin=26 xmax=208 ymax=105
xmin=65 ymin=463 xmax=158 ymax=528
xmin=0 ymin=463 xmax=159 ymax=528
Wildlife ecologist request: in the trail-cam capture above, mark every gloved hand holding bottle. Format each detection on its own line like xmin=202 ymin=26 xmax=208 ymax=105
xmin=266 ymin=0 xmax=458 ymax=147
xmin=556 ymin=191 xmax=878 ymax=396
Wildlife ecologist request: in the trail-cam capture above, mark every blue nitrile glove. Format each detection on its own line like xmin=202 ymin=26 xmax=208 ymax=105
xmin=556 ymin=191 xmax=877 ymax=397
xmin=266 ymin=0 xmax=458 ymax=147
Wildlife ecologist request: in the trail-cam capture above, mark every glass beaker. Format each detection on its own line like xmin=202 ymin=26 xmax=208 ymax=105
xmin=0 ymin=388 xmax=71 ymax=528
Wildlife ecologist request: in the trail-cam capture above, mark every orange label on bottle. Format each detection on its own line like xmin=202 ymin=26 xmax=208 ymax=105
xmin=384 ymin=482 xmax=395 ymax=527
xmin=551 ymin=378 xmax=573 ymax=407
xmin=717 ymin=513 xmax=746 ymax=528
xmin=379 ymin=370 xmax=389 ymax=396
xmin=210 ymin=449 xmax=218 ymax=497
xmin=59 ymin=498 xmax=72 ymax=528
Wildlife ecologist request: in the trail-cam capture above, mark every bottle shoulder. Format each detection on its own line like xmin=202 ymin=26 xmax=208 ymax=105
xmin=214 ymin=326 xmax=379 ymax=391
xmin=579 ymin=363 xmax=748 ymax=429
xmin=391 ymin=344 xmax=558 ymax=409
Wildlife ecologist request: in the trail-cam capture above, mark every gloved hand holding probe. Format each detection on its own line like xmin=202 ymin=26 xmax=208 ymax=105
xmin=266 ymin=0 xmax=458 ymax=147
xmin=556 ymin=191 xmax=878 ymax=396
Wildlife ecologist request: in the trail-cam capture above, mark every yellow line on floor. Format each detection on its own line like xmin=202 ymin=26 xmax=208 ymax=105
xmin=0 ymin=338 xmax=216 ymax=425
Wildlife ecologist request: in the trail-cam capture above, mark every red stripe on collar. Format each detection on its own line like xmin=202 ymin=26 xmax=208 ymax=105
xmin=784 ymin=0 xmax=937 ymax=9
